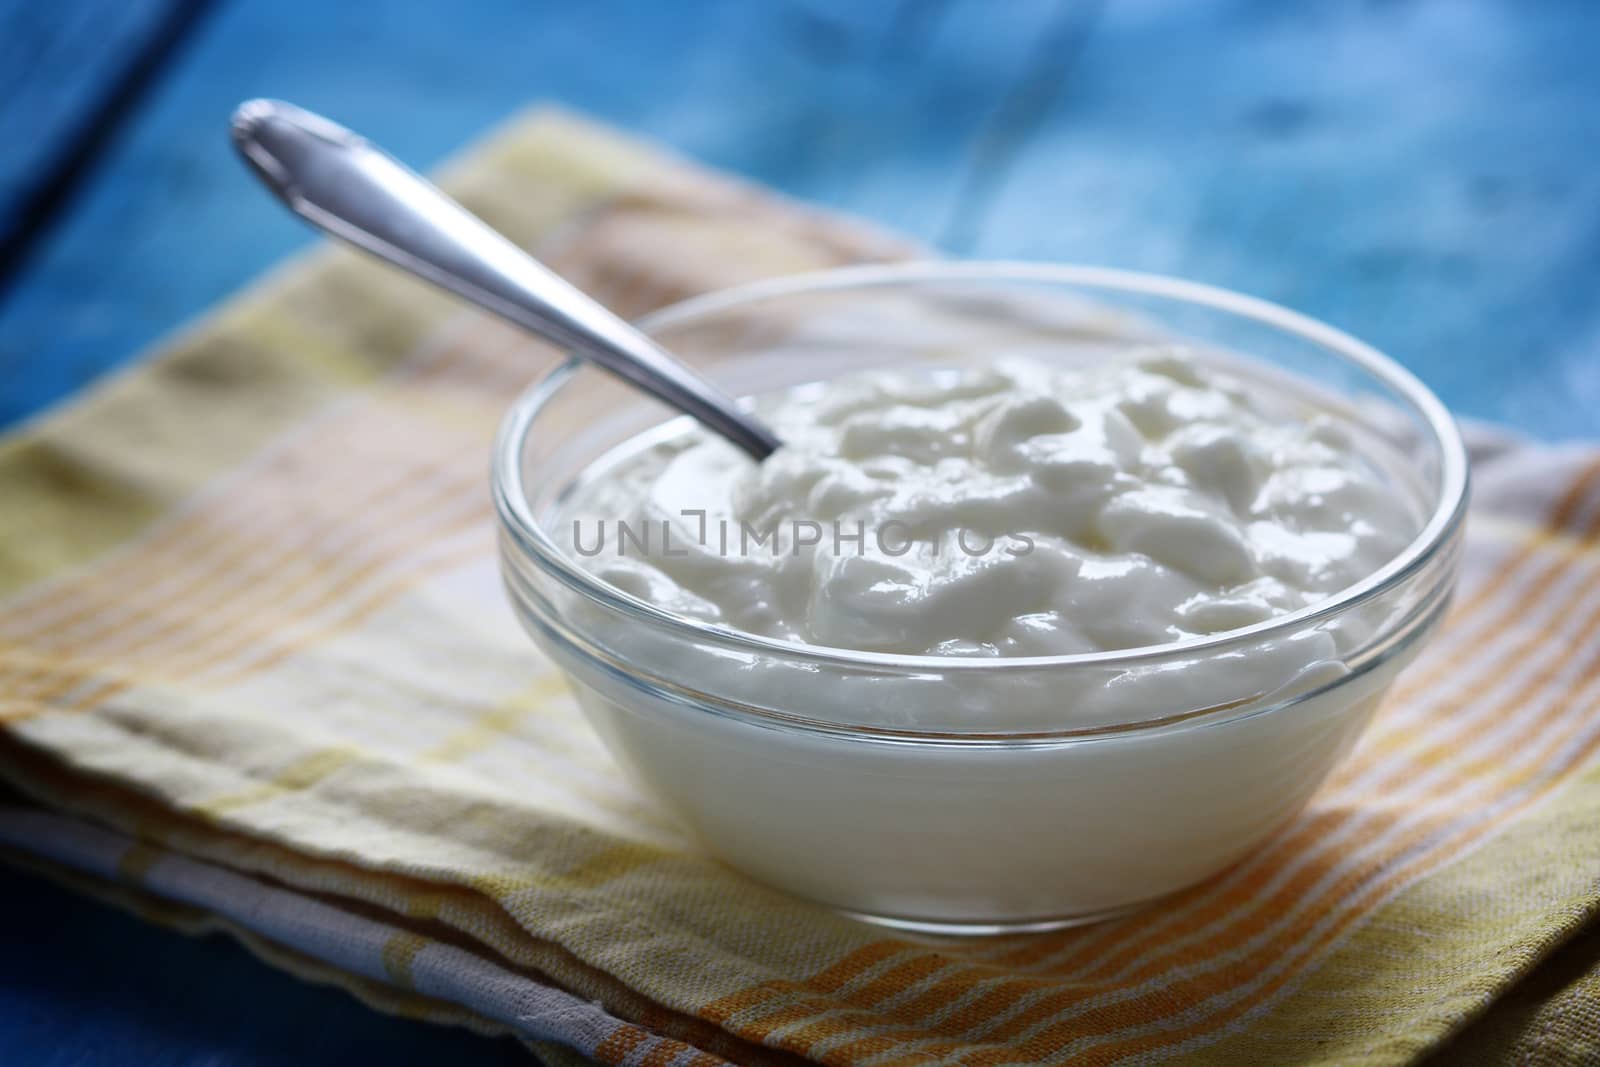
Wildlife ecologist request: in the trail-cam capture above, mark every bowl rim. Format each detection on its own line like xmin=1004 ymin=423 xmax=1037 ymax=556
xmin=492 ymin=260 xmax=1470 ymax=674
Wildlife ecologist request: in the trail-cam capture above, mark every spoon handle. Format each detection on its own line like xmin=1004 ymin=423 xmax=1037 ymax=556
xmin=230 ymin=99 xmax=780 ymax=460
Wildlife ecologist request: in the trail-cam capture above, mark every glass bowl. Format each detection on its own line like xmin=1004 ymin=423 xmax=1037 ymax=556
xmin=492 ymin=263 xmax=1468 ymax=934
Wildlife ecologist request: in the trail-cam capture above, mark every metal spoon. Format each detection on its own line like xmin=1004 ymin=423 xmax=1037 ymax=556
xmin=229 ymin=99 xmax=781 ymax=461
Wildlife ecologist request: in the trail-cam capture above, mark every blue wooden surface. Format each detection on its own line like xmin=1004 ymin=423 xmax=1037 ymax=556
xmin=0 ymin=865 xmax=531 ymax=1065
xmin=1 ymin=1 xmax=1598 ymax=1064
xmin=0 ymin=1 xmax=175 ymax=234
xmin=2 ymin=0 xmax=1597 ymax=435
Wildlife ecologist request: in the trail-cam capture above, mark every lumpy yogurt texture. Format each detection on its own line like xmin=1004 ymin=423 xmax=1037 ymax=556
xmin=563 ymin=348 xmax=1417 ymax=663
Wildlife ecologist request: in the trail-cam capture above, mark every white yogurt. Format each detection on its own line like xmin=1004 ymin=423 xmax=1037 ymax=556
xmin=560 ymin=348 xmax=1416 ymax=731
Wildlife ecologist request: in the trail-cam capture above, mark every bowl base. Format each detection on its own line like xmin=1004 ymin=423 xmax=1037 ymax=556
xmin=836 ymin=899 xmax=1151 ymax=937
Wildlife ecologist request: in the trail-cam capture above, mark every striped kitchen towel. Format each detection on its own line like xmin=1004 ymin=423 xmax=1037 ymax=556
xmin=2 ymin=110 xmax=1600 ymax=1066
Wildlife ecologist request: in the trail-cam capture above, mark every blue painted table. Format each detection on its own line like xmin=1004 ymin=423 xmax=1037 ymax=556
xmin=1 ymin=1 xmax=1597 ymax=1063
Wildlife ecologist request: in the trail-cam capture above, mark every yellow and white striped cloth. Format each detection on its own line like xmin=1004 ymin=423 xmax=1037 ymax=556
xmin=2 ymin=110 xmax=1600 ymax=1066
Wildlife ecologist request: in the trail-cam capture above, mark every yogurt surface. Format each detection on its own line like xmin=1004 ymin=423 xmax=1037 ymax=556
xmin=562 ymin=348 xmax=1417 ymax=664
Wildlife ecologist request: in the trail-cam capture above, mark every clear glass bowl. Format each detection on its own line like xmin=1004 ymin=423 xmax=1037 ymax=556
xmin=493 ymin=263 xmax=1468 ymax=933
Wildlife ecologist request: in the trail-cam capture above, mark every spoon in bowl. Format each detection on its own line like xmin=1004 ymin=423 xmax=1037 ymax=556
xmin=230 ymin=99 xmax=782 ymax=461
